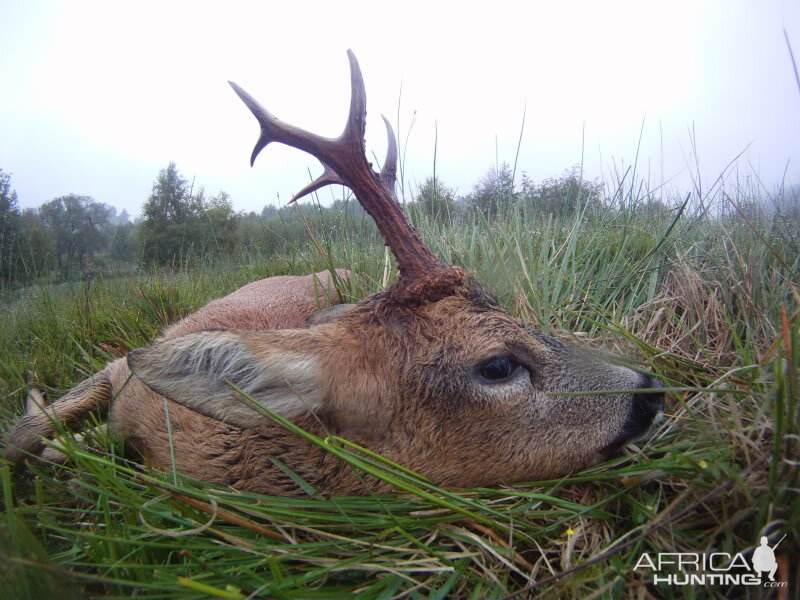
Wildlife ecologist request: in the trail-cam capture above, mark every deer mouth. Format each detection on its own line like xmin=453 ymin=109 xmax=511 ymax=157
xmin=600 ymin=378 xmax=665 ymax=456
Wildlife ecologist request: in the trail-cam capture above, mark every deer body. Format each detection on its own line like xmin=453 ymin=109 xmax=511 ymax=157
xmin=5 ymin=51 xmax=665 ymax=495
xmin=111 ymin=270 xmax=359 ymax=495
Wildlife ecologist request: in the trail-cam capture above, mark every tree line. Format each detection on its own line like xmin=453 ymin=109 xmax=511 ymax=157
xmin=0 ymin=161 xmax=605 ymax=288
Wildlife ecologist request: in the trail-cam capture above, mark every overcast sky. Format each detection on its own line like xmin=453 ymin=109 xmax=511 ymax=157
xmin=1 ymin=1 xmax=798 ymax=217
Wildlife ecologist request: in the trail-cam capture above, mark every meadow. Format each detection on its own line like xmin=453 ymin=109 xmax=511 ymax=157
xmin=0 ymin=174 xmax=797 ymax=599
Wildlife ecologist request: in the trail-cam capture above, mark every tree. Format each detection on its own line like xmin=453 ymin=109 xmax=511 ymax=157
xmin=0 ymin=169 xmax=21 ymax=281
xmin=39 ymin=194 xmax=112 ymax=279
xmin=140 ymin=162 xmax=192 ymax=264
xmin=16 ymin=208 xmax=52 ymax=279
xmin=520 ymin=166 xmax=603 ymax=219
xmin=139 ymin=164 xmax=241 ymax=264
xmin=202 ymin=191 xmax=237 ymax=256
xmin=109 ymin=221 xmax=138 ymax=263
xmin=107 ymin=207 xmax=132 ymax=225
xmin=145 ymin=162 xmax=190 ymax=222
xmin=413 ymin=176 xmax=457 ymax=222
xmin=468 ymin=163 xmax=516 ymax=217
xmin=261 ymin=204 xmax=278 ymax=221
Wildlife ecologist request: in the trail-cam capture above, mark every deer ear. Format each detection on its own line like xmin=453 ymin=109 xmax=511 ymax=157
xmin=127 ymin=329 xmax=326 ymax=429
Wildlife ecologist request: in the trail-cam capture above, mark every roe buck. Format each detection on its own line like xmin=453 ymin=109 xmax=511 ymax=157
xmin=4 ymin=51 xmax=665 ymax=496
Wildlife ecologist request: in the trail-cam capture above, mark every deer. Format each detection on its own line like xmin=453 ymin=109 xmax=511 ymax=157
xmin=4 ymin=51 xmax=665 ymax=496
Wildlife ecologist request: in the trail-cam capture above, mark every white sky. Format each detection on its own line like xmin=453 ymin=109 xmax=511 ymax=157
xmin=1 ymin=1 xmax=798 ymax=216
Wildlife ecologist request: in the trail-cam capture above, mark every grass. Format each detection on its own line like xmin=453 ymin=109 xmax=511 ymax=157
xmin=0 ymin=179 xmax=798 ymax=598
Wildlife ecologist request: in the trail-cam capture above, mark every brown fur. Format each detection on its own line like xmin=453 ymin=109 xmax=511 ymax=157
xmin=5 ymin=373 xmax=112 ymax=464
xmin=5 ymin=267 xmax=664 ymax=496
xmin=5 ymin=270 xmax=341 ymax=471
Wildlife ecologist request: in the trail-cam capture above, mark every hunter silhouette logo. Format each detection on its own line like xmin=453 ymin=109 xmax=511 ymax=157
xmin=752 ymin=535 xmax=786 ymax=582
xmin=634 ymin=533 xmax=788 ymax=588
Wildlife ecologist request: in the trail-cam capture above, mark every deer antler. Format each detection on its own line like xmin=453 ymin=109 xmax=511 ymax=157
xmin=229 ymin=50 xmax=463 ymax=303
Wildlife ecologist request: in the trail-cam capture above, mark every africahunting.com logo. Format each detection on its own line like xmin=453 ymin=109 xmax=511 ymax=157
xmin=634 ymin=534 xmax=788 ymax=588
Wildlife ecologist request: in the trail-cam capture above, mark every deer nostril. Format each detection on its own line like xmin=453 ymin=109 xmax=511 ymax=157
xmin=631 ymin=376 xmax=665 ymax=427
xmin=635 ymin=376 xmax=665 ymax=410
xmin=601 ymin=375 xmax=666 ymax=455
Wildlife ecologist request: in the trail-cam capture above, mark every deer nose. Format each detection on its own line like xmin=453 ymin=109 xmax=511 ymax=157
xmin=630 ymin=375 xmax=665 ymax=427
xmin=602 ymin=374 xmax=666 ymax=455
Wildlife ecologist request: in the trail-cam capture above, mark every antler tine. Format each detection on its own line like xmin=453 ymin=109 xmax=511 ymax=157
xmin=289 ymin=114 xmax=395 ymax=206
xmin=288 ymin=164 xmax=344 ymax=205
xmin=232 ymin=50 xmax=464 ymax=303
xmin=379 ymin=115 xmax=398 ymax=193
xmin=228 ymin=49 xmax=368 ymax=187
xmin=343 ymin=49 xmax=368 ymax=147
xmin=288 ymin=50 xmax=367 ymax=204
xmin=228 ymin=80 xmax=336 ymax=169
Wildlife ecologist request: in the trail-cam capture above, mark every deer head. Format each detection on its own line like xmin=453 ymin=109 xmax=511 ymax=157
xmin=120 ymin=51 xmax=665 ymax=492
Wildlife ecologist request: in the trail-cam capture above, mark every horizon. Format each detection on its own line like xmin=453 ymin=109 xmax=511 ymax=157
xmin=2 ymin=1 xmax=798 ymax=217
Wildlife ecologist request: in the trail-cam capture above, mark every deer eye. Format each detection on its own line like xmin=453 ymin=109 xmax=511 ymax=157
xmin=476 ymin=356 xmax=524 ymax=384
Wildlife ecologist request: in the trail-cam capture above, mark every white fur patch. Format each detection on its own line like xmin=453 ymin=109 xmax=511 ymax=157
xmin=132 ymin=331 xmax=324 ymax=428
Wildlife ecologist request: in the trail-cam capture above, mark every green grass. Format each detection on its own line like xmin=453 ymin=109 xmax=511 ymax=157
xmin=0 ymin=187 xmax=798 ymax=598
